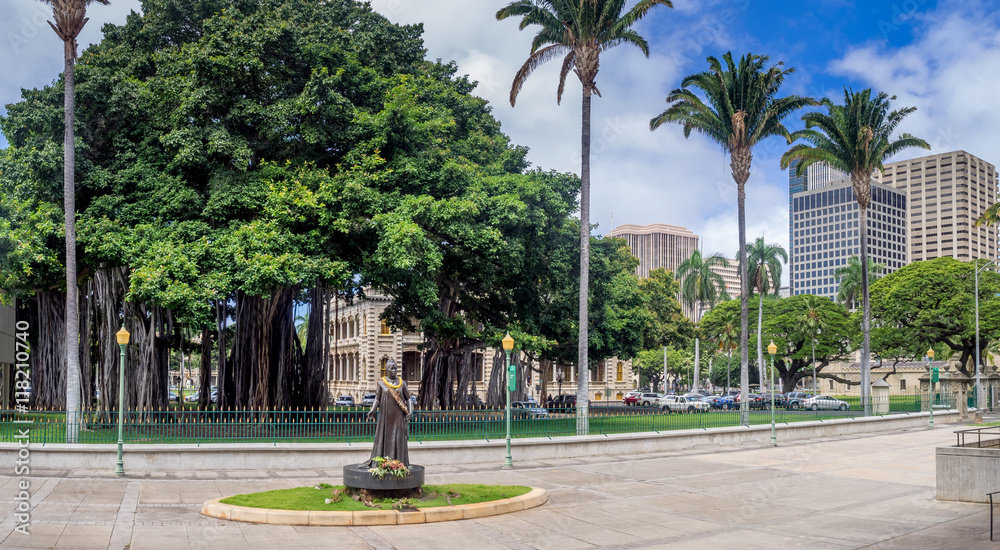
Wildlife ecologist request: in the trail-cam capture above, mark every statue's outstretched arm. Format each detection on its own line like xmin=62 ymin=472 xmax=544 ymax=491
xmin=366 ymin=385 xmax=381 ymax=420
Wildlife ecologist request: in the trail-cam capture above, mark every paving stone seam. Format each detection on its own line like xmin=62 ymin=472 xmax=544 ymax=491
xmin=465 ymin=520 xmax=539 ymax=550
xmin=348 ymin=525 xmax=393 ymax=549
xmin=107 ymin=480 xmax=139 ymax=550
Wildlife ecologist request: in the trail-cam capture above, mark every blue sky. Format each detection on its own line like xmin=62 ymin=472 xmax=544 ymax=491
xmin=2 ymin=0 xmax=997 ymax=285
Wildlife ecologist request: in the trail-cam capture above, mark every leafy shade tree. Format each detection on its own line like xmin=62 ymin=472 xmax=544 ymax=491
xmin=745 ymin=237 xmax=786 ymax=391
xmin=869 ymin=257 xmax=1000 ymax=376
xmin=40 ymin=0 xmax=110 ymax=441
xmin=652 ymin=52 xmax=811 ymax=425
xmin=676 ymin=250 xmax=729 ymax=391
xmin=781 ymin=88 xmax=928 ymax=415
xmin=702 ymin=296 xmax=853 ymax=392
xmin=797 ymin=294 xmax=831 ymax=394
xmin=498 ymin=0 xmax=672 ymax=434
xmin=633 ymin=346 xmax=692 ymax=392
xmin=637 ymin=268 xmax=694 ymax=351
xmin=835 ymin=256 xmax=885 ymax=311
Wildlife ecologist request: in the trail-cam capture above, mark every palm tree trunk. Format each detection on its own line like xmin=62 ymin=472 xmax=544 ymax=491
xmin=726 ymin=348 xmax=732 ymax=393
xmin=693 ymin=302 xmax=700 ymax=392
xmin=737 ymin=181 xmax=749 ymax=426
xmin=757 ymin=294 xmax=764 ymax=391
xmin=63 ymin=53 xmax=80 ymax=443
xmin=693 ymin=337 xmax=700 ymax=392
xmin=576 ymin=86 xmax=591 ymax=435
xmin=859 ymin=205 xmax=871 ymax=415
xmin=812 ymin=338 xmax=817 ymax=395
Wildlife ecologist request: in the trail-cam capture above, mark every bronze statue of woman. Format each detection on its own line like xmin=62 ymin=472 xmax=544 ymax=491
xmin=366 ymin=359 xmax=412 ymax=466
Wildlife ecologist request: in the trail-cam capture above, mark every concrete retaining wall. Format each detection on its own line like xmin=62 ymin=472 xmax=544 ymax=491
xmin=936 ymin=444 xmax=1000 ymax=503
xmin=5 ymin=411 xmax=957 ymax=473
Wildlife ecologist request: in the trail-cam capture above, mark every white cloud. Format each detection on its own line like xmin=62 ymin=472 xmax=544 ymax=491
xmin=370 ymin=0 xmax=792 ymax=282
xmin=828 ymin=2 xmax=1000 ymax=162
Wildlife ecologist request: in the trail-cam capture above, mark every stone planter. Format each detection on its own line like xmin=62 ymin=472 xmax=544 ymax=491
xmin=343 ymin=463 xmax=425 ymax=490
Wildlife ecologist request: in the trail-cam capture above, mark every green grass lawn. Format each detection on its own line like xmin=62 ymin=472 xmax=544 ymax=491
xmin=220 ymin=484 xmax=532 ymax=511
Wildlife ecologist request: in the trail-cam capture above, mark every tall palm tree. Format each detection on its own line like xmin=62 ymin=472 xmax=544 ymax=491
xmin=715 ymin=309 xmax=739 ymax=393
xmin=651 ymin=52 xmax=811 ymax=425
xmin=797 ymin=295 xmax=830 ymax=395
xmin=676 ymin=250 xmax=730 ymax=391
xmin=499 ymin=0 xmax=671 ymax=434
xmin=834 ymin=256 xmax=885 ymax=311
xmin=295 ymin=312 xmax=309 ymax=348
xmin=781 ymin=88 xmax=928 ymax=415
xmin=41 ymin=0 xmax=110 ymax=443
xmin=745 ymin=237 xmax=786 ymax=389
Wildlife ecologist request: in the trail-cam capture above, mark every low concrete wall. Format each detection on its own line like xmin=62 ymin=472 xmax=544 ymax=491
xmin=6 ymin=411 xmax=958 ymax=474
xmin=936 ymin=444 xmax=1000 ymax=503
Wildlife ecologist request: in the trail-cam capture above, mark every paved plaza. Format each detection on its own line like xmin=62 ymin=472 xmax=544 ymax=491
xmin=0 ymin=419 xmax=996 ymax=549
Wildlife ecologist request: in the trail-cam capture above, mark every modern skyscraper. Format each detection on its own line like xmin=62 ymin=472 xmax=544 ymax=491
xmin=790 ymin=178 xmax=907 ymax=300
xmin=876 ymin=151 xmax=998 ymax=262
xmin=708 ymin=258 xmax=741 ymax=299
xmin=608 ymin=224 xmax=699 ymax=279
xmin=788 ymin=161 xmax=849 ymax=289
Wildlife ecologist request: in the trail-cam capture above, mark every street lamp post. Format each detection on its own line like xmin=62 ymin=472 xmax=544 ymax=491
xmin=502 ymin=332 xmax=515 ymax=469
xmin=768 ymin=340 xmax=777 ymax=446
xmin=767 ymin=340 xmax=778 ymax=445
xmin=114 ymin=326 xmax=130 ymax=476
xmin=974 ymin=259 xmax=998 ymax=412
xmin=927 ymin=347 xmax=935 ymax=429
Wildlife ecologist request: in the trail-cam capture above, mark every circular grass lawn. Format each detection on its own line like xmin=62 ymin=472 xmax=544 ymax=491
xmin=220 ymin=484 xmax=532 ymax=512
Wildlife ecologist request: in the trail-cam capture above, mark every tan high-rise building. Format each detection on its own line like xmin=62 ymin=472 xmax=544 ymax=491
xmin=877 ymin=151 xmax=998 ymax=261
xmin=608 ymin=224 xmax=699 ymax=279
xmin=708 ymin=258 xmax=741 ymax=299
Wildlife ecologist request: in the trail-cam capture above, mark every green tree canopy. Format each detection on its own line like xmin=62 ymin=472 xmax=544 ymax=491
xmin=869 ymin=257 xmax=1000 ymax=375
xmin=701 ymin=295 xmax=853 ymax=392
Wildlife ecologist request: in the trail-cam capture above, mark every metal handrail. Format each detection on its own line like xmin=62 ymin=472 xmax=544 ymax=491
xmin=954 ymin=426 xmax=1000 ymax=448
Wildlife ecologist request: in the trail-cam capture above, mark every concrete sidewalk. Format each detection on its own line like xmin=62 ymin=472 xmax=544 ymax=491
xmin=0 ymin=420 xmax=994 ymax=549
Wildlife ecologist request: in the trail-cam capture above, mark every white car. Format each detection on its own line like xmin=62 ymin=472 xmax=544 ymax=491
xmin=638 ymin=392 xmax=664 ymax=406
xmin=658 ymin=395 xmax=710 ymax=413
xmin=802 ymin=395 xmax=849 ymax=411
xmin=334 ymin=395 xmax=356 ymax=407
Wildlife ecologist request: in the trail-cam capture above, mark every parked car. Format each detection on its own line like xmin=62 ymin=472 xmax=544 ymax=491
xmin=184 ymin=391 xmax=200 ymax=403
xmin=784 ymin=391 xmax=814 ymax=410
xmin=361 ymin=392 xmax=377 ymax=407
xmin=755 ymin=392 xmax=786 ymax=409
xmin=715 ymin=395 xmax=738 ymax=409
xmin=548 ymin=394 xmax=577 ymax=412
xmin=659 ymin=394 xmax=710 ymax=413
xmin=168 ymin=390 xmax=179 ymax=402
xmin=638 ymin=392 xmax=663 ymax=407
xmin=334 ymin=395 xmax=356 ymax=407
xmin=701 ymin=395 xmax=725 ymax=409
xmin=623 ymin=390 xmax=641 ymax=406
xmin=802 ymin=395 xmax=850 ymax=411
xmin=512 ymin=401 xmax=548 ymax=418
